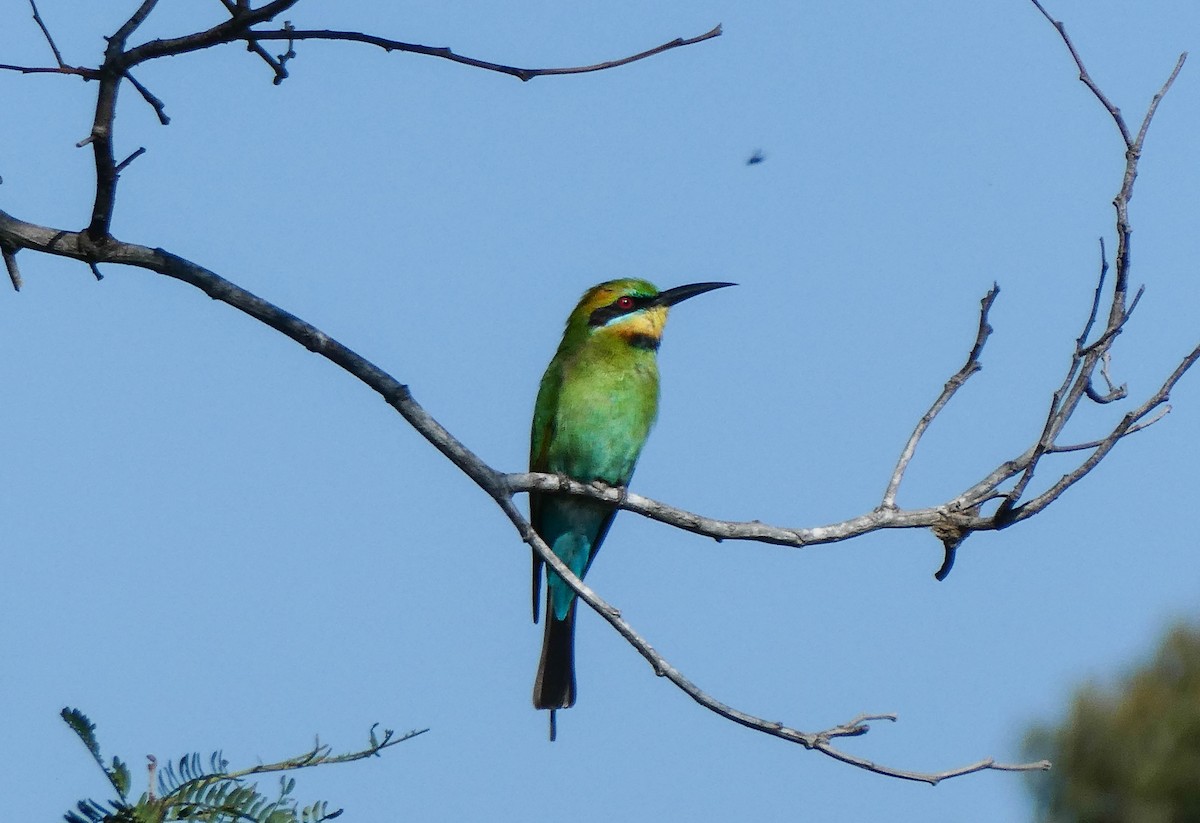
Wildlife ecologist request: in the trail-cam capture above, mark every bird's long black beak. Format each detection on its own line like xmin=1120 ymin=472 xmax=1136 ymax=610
xmin=654 ymin=281 xmax=737 ymax=307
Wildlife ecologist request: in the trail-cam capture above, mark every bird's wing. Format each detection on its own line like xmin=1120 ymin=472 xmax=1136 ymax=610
xmin=581 ymin=506 xmax=618 ymax=578
xmin=528 ymin=360 xmax=563 ymax=623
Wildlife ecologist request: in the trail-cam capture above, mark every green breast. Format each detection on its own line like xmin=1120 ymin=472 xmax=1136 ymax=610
xmin=542 ymin=344 xmax=659 ymax=485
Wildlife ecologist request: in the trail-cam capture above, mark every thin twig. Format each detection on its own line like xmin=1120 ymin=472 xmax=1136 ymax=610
xmin=216 ymin=0 xmax=290 ymax=83
xmin=1132 ymin=52 xmax=1188 ymax=157
xmin=1085 ymin=347 xmax=1127 ymax=404
xmin=110 ymin=0 xmax=164 ymax=47
xmin=1077 ymin=237 xmax=1108 ymax=351
xmin=160 ymin=725 xmax=427 ymax=816
xmin=1011 ymin=343 xmax=1200 ymax=523
xmin=73 ymin=6 xmax=713 ymax=239
xmin=114 ymin=147 xmax=147 ymax=174
xmin=236 ymin=24 xmax=724 ymax=82
xmin=1124 ymin=285 xmax=1146 ymax=323
xmin=28 ymin=0 xmax=65 ymax=67
xmin=225 ymin=726 xmax=427 ymax=779
xmin=996 ymin=3 xmax=1189 ymax=528
xmin=1083 ymin=377 xmax=1125 ymax=404
xmin=1097 ymin=351 xmax=1119 ymax=395
xmin=814 ymin=745 xmax=1048 ymax=786
xmin=881 ymin=285 xmax=999 ymax=509
xmin=271 ymin=21 xmax=297 ymax=83
xmin=1 ymin=241 xmax=22 ymax=291
xmin=1047 ymin=406 xmax=1169 ymax=453
xmin=0 ymin=63 xmax=100 ymax=79
xmin=1029 ymin=0 xmax=1132 ymax=146
xmin=80 ymin=1 xmax=302 ymax=241
xmin=124 ymin=72 xmax=170 ymax=124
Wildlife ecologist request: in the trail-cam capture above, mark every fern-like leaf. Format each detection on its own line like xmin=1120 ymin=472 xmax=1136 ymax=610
xmin=63 ymin=798 xmax=134 ymax=823
xmin=62 ymin=709 xmax=101 ymax=760
xmin=300 ymin=800 xmax=343 ymax=822
xmin=61 ymin=708 xmax=132 ymax=802
xmin=63 ymin=709 xmax=415 ymax=822
xmin=110 ymin=756 xmax=131 ymax=798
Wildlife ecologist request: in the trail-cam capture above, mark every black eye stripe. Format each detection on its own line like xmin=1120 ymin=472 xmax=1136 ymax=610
xmin=588 ymin=294 xmax=655 ymax=327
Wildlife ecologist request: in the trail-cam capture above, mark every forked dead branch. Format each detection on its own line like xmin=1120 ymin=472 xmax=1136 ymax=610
xmin=0 ymin=0 xmax=1194 ymax=785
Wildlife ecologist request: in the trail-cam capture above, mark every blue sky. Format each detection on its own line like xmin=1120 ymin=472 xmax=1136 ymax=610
xmin=2 ymin=1 xmax=1198 ymax=821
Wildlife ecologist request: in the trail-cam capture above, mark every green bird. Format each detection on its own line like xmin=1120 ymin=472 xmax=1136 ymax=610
xmin=529 ymin=277 xmax=734 ymax=734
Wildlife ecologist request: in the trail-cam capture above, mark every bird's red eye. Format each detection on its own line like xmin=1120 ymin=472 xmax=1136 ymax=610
xmin=616 ymin=296 xmax=635 ymax=310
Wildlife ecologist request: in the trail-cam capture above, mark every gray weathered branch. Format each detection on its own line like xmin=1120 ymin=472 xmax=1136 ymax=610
xmin=0 ymin=0 xmax=1194 ymax=784
xmin=0 ymin=206 xmax=1050 ymax=783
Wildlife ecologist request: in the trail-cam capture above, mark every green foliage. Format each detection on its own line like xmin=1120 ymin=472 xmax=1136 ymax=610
xmin=1023 ymin=622 xmax=1200 ymax=823
xmin=64 ymin=799 xmax=137 ymax=823
xmin=62 ymin=708 xmax=134 ymax=803
xmin=156 ymin=770 xmax=338 ymax=823
xmin=61 ymin=708 xmax=426 ymax=823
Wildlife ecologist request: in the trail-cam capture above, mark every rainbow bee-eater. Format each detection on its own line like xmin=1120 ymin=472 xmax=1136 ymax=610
xmin=530 ymin=278 xmax=734 ymax=734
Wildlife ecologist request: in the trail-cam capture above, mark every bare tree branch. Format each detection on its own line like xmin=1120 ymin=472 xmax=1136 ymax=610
xmin=157 ymin=724 xmax=428 ymax=818
xmin=1048 ymin=406 xmax=1170 ymax=453
xmin=81 ymin=3 xmax=163 ymax=243
xmin=114 ymin=146 xmax=147 ymax=174
xmin=0 ymin=1 xmax=99 ymax=79
xmin=989 ymin=7 xmax=1190 ymax=530
xmin=1133 ymin=53 xmax=1188 ymax=152
xmin=505 ymin=470 xmax=976 ymax=548
xmin=109 ymin=6 xmax=721 ymax=83
xmin=28 ymin=0 xmax=65 ymax=67
xmin=0 ymin=0 xmax=1195 ymax=785
xmin=18 ymin=0 xmax=714 ymax=244
xmin=0 ymin=62 xmax=97 ymax=78
xmin=1029 ymin=0 xmax=1132 ymax=145
xmin=1078 ymin=237 xmax=1109 ymax=351
xmin=221 ymin=726 xmax=428 ymax=779
xmin=237 ymin=24 xmax=725 ymax=82
xmin=111 ymin=0 xmax=164 ymax=46
xmin=123 ymin=71 xmax=170 ymax=125
xmin=216 ymin=0 xmax=292 ymax=83
xmin=1 ymin=241 xmax=21 ymax=291
xmin=1013 ymin=344 xmax=1200 ymax=521
xmin=882 ymin=285 xmax=999 ymax=510
xmin=0 ymin=206 xmax=1046 ymax=783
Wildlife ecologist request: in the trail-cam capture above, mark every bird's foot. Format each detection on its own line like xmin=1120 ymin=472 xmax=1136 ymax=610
xmin=590 ymin=479 xmax=629 ymax=506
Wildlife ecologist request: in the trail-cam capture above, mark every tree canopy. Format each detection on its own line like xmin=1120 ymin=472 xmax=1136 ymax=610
xmin=1025 ymin=623 xmax=1200 ymax=823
